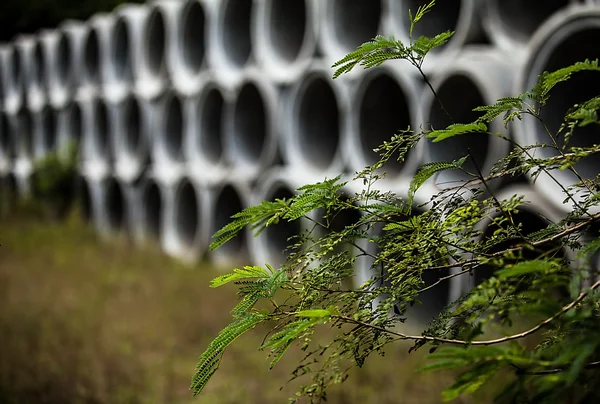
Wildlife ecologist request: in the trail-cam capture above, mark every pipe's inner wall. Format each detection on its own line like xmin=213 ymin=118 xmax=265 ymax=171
xmin=181 ymin=1 xmax=206 ymax=72
xmin=222 ymin=0 xmax=252 ymax=67
xmin=403 ymin=0 xmax=460 ymax=42
xmin=18 ymin=109 xmax=33 ymax=157
xmin=164 ymin=95 xmax=184 ymax=160
xmin=195 ymin=88 xmax=224 ymax=164
xmin=124 ymin=97 xmax=142 ymax=157
xmin=11 ymin=46 xmax=22 ymax=85
xmin=428 ymin=74 xmax=488 ymax=185
xmin=214 ymin=184 xmax=246 ymax=255
xmin=0 ymin=112 xmax=12 ymax=157
xmin=143 ymin=180 xmax=162 ymax=240
xmin=232 ymin=83 xmax=267 ymax=165
xmin=113 ymin=18 xmax=131 ymax=82
xmin=93 ymin=100 xmax=110 ymax=159
xmin=84 ymin=29 xmax=100 ymax=84
xmin=264 ymin=184 xmax=300 ymax=267
xmin=359 ymin=72 xmax=411 ymax=174
xmin=41 ymin=106 xmax=57 ymax=153
xmin=296 ymin=76 xmax=340 ymax=169
xmin=67 ymin=103 xmax=83 ymax=147
xmin=267 ymin=0 xmax=306 ymax=63
xmin=536 ymin=26 xmax=600 ymax=181
xmin=332 ymin=0 xmax=381 ymax=53
xmin=492 ymin=0 xmax=569 ymax=43
xmin=33 ymin=41 xmax=46 ymax=88
xmin=175 ymin=180 xmax=199 ymax=248
xmin=106 ymin=178 xmax=125 ymax=231
xmin=145 ymin=9 xmax=166 ymax=76
xmin=56 ymin=33 xmax=71 ymax=86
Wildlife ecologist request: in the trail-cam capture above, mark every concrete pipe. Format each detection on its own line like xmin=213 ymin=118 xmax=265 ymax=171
xmin=15 ymin=35 xmax=46 ymax=111
xmin=248 ymin=168 xmax=314 ymax=268
xmin=33 ymin=105 xmax=58 ymax=159
xmin=107 ymin=4 xmax=148 ymax=102
xmin=223 ymin=71 xmax=279 ymax=180
xmin=97 ymin=176 xmax=129 ymax=239
xmin=0 ymin=111 xmax=14 ymax=174
xmin=10 ymin=108 xmax=35 ymax=197
xmin=209 ymin=0 xmax=255 ymax=86
xmin=184 ymin=80 xmax=231 ymax=184
xmin=162 ymin=176 xmax=209 ymax=263
xmin=515 ymin=5 xmax=600 ymax=212
xmin=56 ymin=101 xmax=84 ymax=159
xmin=0 ymin=44 xmax=25 ymax=114
xmin=281 ymin=62 xmax=349 ymax=175
xmin=80 ymin=14 xmax=114 ymax=100
xmin=207 ymin=181 xmax=251 ymax=267
xmin=458 ymin=185 xmax=569 ymax=295
xmin=319 ymin=0 xmax=385 ymax=68
xmin=138 ymin=175 xmax=164 ymax=244
xmin=345 ymin=64 xmax=423 ymax=187
xmin=111 ymin=93 xmax=152 ymax=183
xmin=420 ymin=46 xmax=514 ymax=196
xmin=40 ymin=27 xmax=77 ymax=108
xmin=59 ymin=20 xmax=87 ymax=93
xmin=169 ymin=0 xmax=211 ymax=96
xmin=137 ymin=1 xmax=184 ymax=100
xmin=154 ymin=89 xmax=185 ymax=166
xmin=80 ymin=97 xmax=113 ymax=170
xmin=387 ymin=0 xmax=482 ymax=73
xmin=481 ymin=0 xmax=577 ymax=57
xmin=252 ymin=0 xmax=320 ymax=83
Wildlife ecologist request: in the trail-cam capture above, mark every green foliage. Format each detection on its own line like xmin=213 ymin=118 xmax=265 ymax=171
xmin=192 ymin=2 xmax=600 ymax=403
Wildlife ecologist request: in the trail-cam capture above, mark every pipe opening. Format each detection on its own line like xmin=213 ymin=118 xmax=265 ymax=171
xmin=264 ymin=184 xmax=300 ymax=266
xmin=11 ymin=46 xmax=22 ymax=86
xmin=359 ymin=72 xmax=411 ymax=174
xmin=195 ymin=88 xmax=224 ymax=165
xmin=490 ymin=0 xmax=569 ymax=44
xmin=145 ymin=9 xmax=166 ymax=76
xmin=214 ymin=184 xmax=246 ymax=255
xmin=0 ymin=112 xmax=12 ymax=157
xmin=18 ymin=109 xmax=33 ymax=157
xmin=123 ymin=97 xmax=142 ymax=157
xmin=33 ymin=41 xmax=46 ymax=89
xmin=105 ymin=178 xmax=125 ymax=231
xmin=181 ymin=1 xmax=206 ymax=72
xmin=267 ymin=0 xmax=306 ymax=63
xmin=66 ymin=103 xmax=83 ymax=147
xmin=428 ymin=74 xmax=488 ymax=184
xmin=535 ymin=26 xmax=600 ymax=182
xmin=402 ymin=0 xmax=460 ymax=41
xmin=222 ymin=0 xmax=253 ymax=67
xmin=77 ymin=176 xmax=92 ymax=222
xmin=93 ymin=100 xmax=110 ymax=159
xmin=112 ymin=18 xmax=132 ymax=83
xmin=143 ymin=180 xmax=162 ymax=240
xmin=56 ymin=33 xmax=71 ymax=86
xmin=84 ymin=29 xmax=100 ymax=84
xmin=232 ymin=83 xmax=267 ymax=165
xmin=296 ymin=76 xmax=340 ymax=169
xmin=175 ymin=180 xmax=199 ymax=248
xmin=163 ymin=95 xmax=184 ymax=160
xmin=332 ymin=0 xmax=381 ymax=54
xmin=41 ymin=106 xmax=57 ymax=153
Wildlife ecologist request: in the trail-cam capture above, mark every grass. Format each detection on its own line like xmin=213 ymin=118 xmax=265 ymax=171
xmin=0 ymin=207 xmax=501 ymax=403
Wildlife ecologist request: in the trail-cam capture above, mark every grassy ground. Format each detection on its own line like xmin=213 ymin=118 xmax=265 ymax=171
xmin=0 ymin=209 xmax=500 ymax=403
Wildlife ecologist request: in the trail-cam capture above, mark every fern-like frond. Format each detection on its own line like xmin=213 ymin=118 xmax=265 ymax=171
xmin=426 ymin=122 xmax=488 ymax=143
xmin=210 ymin=265 xmax=272 ymax=288
xmin=473 ymin=95 xmax=526 ymax=126
xmin=408 ymin=157 xmax=467 ymax=205
xmin=412 ymin=32 xmax=454 ymax=58
xmin=261 ymin=318 xmax=322 ymax=369
xmin=190 ymin=313 xmax=266 ymax=396
xmin=531 ymin=59 xmax=600 ymax=106
xmin=286 ymin=176 xmax=346 ymax=221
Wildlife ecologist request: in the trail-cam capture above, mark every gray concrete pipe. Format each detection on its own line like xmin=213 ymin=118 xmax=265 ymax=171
xmin=80 ymin=13 xmax=114 ymax=100
xmin=79 ymin=97 xmax=113 ymax=181
xmin=344 ymin=63 xmax=423 ymax=189
xmin=208 ymin=0 xmax=255 ymax=87
xmin=280 ymin=61 xmax=349 ymax=176
xmin=515 ymin=5 xmax=600 ymax=213
xmin=223 ymin=70 xmax=279 ymax=181
xmin=40 ymin=25 xmax=79 ymax=108
xmin=56 ymin=100 xmax=83 ymax=159
xmin=152 ymin=89 xmax=187 ymax=183
xmin=387 ymin=0 xmax=482 ymax=74
xmin=33 ymin=104 xmax=58 ymax=159
xmin=0 ymin=111 xmax=14 ymax=175
xmin=136 ymin=174 xmax=165 ymax=245
xmin=111 ymin=93 xmax=152 ymax=183
xmin=15 ymin=35 xmax=46 ymax=111
xmin=0 ymin=44 xmax=25 ymax=114
xmin=419 ymin=46 xmax=514 ymax=198
xmin=481 ymin=0 xmax=578 ymax=58
xmin=184 ymin=80 xmax=232 ymax=184
xmin=252 ymin=0 xmax=320 ymax=84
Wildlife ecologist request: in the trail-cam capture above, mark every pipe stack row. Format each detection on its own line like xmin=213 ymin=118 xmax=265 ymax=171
xmin=0 ymin=0 xmax=599 ymax=323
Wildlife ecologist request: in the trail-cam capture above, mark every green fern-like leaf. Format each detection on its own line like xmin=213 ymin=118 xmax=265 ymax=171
xmin=426 ymin=122 xmax=488 ymax=143
xmin=408 ymin=157 xmax=467 ymax=205
xmin=261 ymin=318 xmax=322 ymax=369
xmin=412 ymin=32 xmax=454 ymax=58
xmin=285 ymin=176 xmax=346 ymax=221
xmin=190 ymin=313 xmax=266 ymax=396
xmin=473 ymin=95 xmax=526 ymax=126
xmin=210 ymin=265 xmax=272 ymax=288
xmin=531 ymin=59 xmax=600 ymax=106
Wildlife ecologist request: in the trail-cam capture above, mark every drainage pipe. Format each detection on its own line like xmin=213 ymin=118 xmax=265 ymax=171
xmin=80 ymin=14 xmax=114 ymax=100
xmin=153 ymin=89 xmax=185 ymax=169
xmin=184 ymin=80 xmax=231 ymax=184
xmin=345 ymin=63 xmax=423 ymax=188
xmin=281 ymin=62 xmax=348 ymax=176
xmin=56 ymin=100 xmax=83 ymax=159
xmin=33 ymin=105 xmax=58 ymax=159
xmin=223 ymin=71 xmax=279 ymax=181
xmin=0 ymin=44 xmax=24 ymax=114
xmin=252 ymin=0 xmax=320 ymax=84
xmin=59 ymin=20 xmax=87 ymax=96
xmin=515 ymin=5 xmax=600 ymax=213
xmin=0 ymin=111 xmax=13 ymax=174
xmin=136 ymin=175 xmax=165 ymax=245
xmin=419 ymin=46 xmax=514 ymax=197
xmin=10 ymin=108 xmax=35 ymax=196
xmin=41 ymin=27 xmax=77 ymax=108
xmin=79 ymin=97 xmax=113 ymax=178
xmin=15 ymin=35 xmax=46 ymax=111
